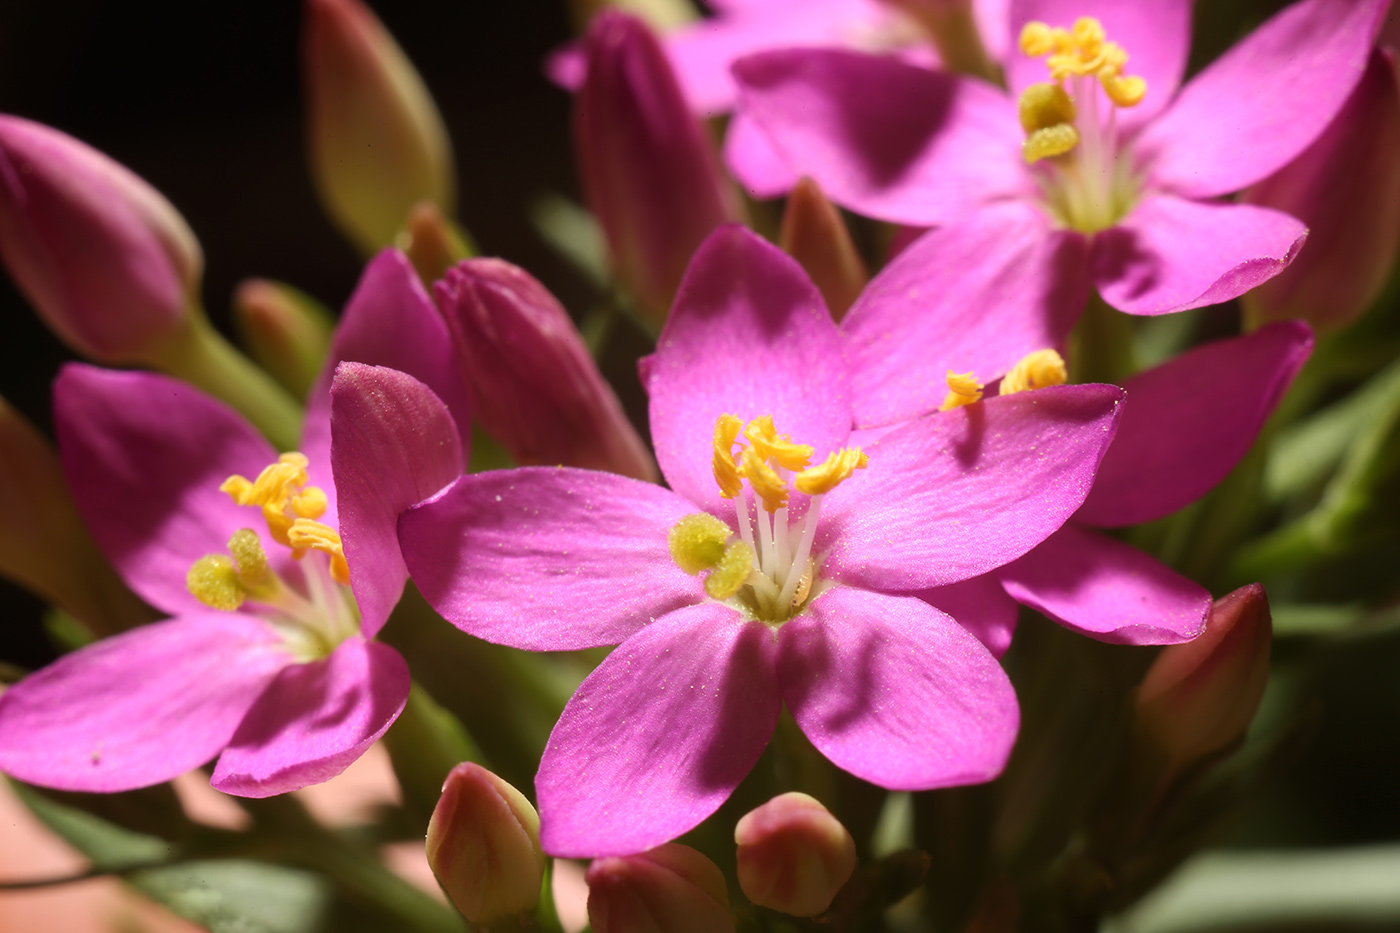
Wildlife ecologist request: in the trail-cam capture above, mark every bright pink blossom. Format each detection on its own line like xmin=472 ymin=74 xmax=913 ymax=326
xmin=0 ymin=250 xmax=468 ymax=796
xmin=400 ymin=225 xmax=1124 ymax=856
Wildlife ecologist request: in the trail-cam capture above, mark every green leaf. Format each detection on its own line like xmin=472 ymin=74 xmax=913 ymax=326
xmin=129 ymin=859 xmax=333 ymax=933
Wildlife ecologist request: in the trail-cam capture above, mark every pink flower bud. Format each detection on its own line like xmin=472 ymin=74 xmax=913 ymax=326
xmin=1136 ymin=584 xmax=1273 ymax=767
xmin=425 ymin=763 xmax=545 ymax=924
xmin=232 ymin=278 xmax=335 ymax=399
xmin=1244 ymin=49 xmax=1400 ymax=333
xmin=779 ymin=178 xmax=869 ymax=323
xmin=303 ymin=0 xmax=455 ymax=255
xmin=734 ymin=792 xmax=857 ymax=917
xmin=433 ymin=258 xmax=658 ymax=481
xmin=0 ymin=116 xmax=202 ymax=362
xmin=574 ymin=11 xmax=739 ymax=322
xmin=586 ymin=843 xmax=734 ymax=933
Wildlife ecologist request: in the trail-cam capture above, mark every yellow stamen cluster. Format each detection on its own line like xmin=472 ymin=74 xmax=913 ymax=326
xmin=711 ymin=414 xmax=868 ymax=512
xmin=220 ymin=453 xmax=330 ymax=547
xmin=1020 ymin=17 xmax=1147 ymax=108
xmin=939 ymin=370 xmax=985 ymax=412
xmin=287 ymin=519 xmax=351 ymax=585
xmin=1000 ymin=349 xmax=1068 ymax=396
xmin=1019 ymin=82 xmax=1081 ymax=164
xmin=187 ymin=529 xmax=274 ymax=611
xmin=667 ymin=513 xmax=755 ymax=600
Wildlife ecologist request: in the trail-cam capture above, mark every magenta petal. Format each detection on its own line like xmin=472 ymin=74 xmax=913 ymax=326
xmin=1005 ymin=0 xmax=1191 ymax=131
xmin=821 ymin=384 xmax=1124 ymax=590
xmin=724 ymin=110 xmax=801 ymax=200
xmin=1077 ymin=321 xmax=1313 ymax=527
xmin=999 ymin=525 xmax=1209 ymax=645
xmin=779 ymin=586 xmax=1018 ymax=790
xmin=1092 ymin=194 xmax=1308 ymax=316
xmin=537 ymin=602 xmax=780 ymax=857
xmin=399 ymin=468 xmax=704 ymax=651
xmin=646 ymin=225 xmax=850 ymax=514
xmin=330 ymin=363 xmax=465 ymax=638
xmin=1137 ymin=0 xmax=1388 ymax=198
xmin=0 ymin=615 xmax=290 ymax=792
xmin=842 ymin=202 xmax=1089 ymax=428
xmin=54 ymin=365 xmax=278 ymax=617
xmin=211 ymin=637 xmax=410 ymax=798
xmin=917 ymin=576 xmax=1020 ymax=659
xmin=733 ymin=49 xmax=1026 ymax=225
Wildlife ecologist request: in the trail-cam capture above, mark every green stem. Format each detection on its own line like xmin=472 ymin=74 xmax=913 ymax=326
xmin=916 ymin=1 xmax=1001 ymax=86
xmin=1070 ymin=293 xmax=1138 ymax=386
xmin=383 ymin=681 xmax=488 ymax=826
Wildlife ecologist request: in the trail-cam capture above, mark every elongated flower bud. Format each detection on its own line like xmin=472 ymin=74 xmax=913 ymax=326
xmin=303 ymin=0 xmax=456 ymax=255
xmin=426 ymin=763 xmax=545 ymax=924
xmin=779 ymin=178 xmax=868 ymax=322
xmin=1136 ymin=584 xmax=1273 ymax=767
xmin=434 ymin=258 xmax=657 ymax=481
xmin=574 ymin=11 xmax=739 ymax=323
xmin=1244 ymin=50 xmax=1400 ymax=332
xmin=586 ymin=843 xmax=735 ymax=933
xmin=0 ymin=116 xmax=202 ymax=363
xmin=232 ymin=279 xmax=335 ymax=399
xmin=735 ymin=792 xmax=857 ymax=917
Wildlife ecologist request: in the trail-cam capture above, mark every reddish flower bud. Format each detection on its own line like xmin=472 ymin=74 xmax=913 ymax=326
xmin=586 ymin=843 xmax=734 ymax=933
xmin=232 ymin=278 xmax=335 ymax=399
xmin=303 ymin=0 xmax=455 ymax=254
xmin=434 ymin=258 xmax=658 ymax=481
xmin=574 ymin=12 xmax=739 ymax=322
xmin=1136 ymin=584 xmax=1273 ymax=767
xmin=0 ymin=116 xmax=202 ymax=362
xmin=735 ymin=792 xmax=857 ymax=917
xmin=425 ymin=763 xmax=545 ymax=924
xmin=1244 ymin=50 xmax=1400 ymax=332
xmin=397 ymin=200 xmax=474 ymax=284
xmin=779 ymin=178 xmax=869 ymax=322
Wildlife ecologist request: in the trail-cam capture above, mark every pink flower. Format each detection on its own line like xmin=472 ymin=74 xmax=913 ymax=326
xmin=400 ymin=225 xmax=1125 ymax=856
xmin=732 ymin=0 xmax=1389 ymax=316
xmin=0 ymin=251 xmax=469 ymax=796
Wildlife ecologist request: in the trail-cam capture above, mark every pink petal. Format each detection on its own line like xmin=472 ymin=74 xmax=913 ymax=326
xmin=779 ymin=586 xmax=1018 ymax=790
xmin=998 ymin=524 xmax=1210 ymax=645
xmin=54 ymin=365 xmax=278 ymax=617
xmin=399 ymin=468 xmax=704 ymax=651
xmin=330 ymin=363 xmax=465 ymax=638
xmin=733 ymin=49 xmax=1027 ymax=225
xmin=842 ymin=201 xmax=1089 ymax=428
xmin=917 ymin=576 xmax=1020 ymax=659
xmin=1136 ymin=0 xmax=1388 ymax=198
xmin=211 ymin=637 xmax=410 ymax=797
xmin=0 ymin=615 xmax=290 ymax=792
xmin=1092 ymin=194 xmax=1308 ymax=316
xmin=820 ymin=384 xmax=1125 ymax=590
xmin=537 ymin=602 xmax=780 ymax=857
xmin=1005 ymin=0 xmax=1191 ymax=132
xmin=723 ymin=110 xmax=801 ymax=200
xmin=645 ymin=225 xmax=850 ymax=515
xmin=1076 ymin=321 xmax=1313 ymax=527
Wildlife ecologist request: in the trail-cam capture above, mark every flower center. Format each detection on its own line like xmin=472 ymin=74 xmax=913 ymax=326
xmin=668 ymin=415 xmax=869 ymax=625
xmin=940 ymin=348 xmax=1068 ymax=411
xmin=1017 ymin=17 xmax=1146 ymax=233
xmin=185 ymin=452 xmax=358 ymax=660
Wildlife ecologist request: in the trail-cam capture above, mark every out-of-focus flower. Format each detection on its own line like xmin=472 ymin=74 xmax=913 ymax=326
xmin=233 ymin=278 xmax=336 ymax=400
xmin=586 ymin=844 xmax=735 ymax=933
xmin=402 ymin=225 xmax=1125 ymax=856
xmin=1135 ymin=584 xmax=1273 ymax=767
xmin=567 ymin=0 xmax=698 ymax=33
xmin=0 ymin=251 xmax=471 ymax=796
xmin=0 ymin=115 xmax=202 ymax=363
xmin=433 ymin=259 xmax=658 ymax=481
xmin=427 ymin=762 xmax=545 ymax=924
xmin=303 ymin=0 xmax=455 ymax=255
xmin=396 ymin=200 xmax=474 ymax=284
xmin=1244 ymin=49 xmax=1400 ymax=332
xmin=735 ymin=792 xmax=856 ymax=916
xmin=734 ymin=0 xmax=1389 ymax=316
xmin=574 ymin=12 xmax=740 ymax=322
xmin=778 ymin=177 xmax=868 ymax=322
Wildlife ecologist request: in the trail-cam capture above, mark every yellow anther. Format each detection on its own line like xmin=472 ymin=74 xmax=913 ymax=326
xmin=291 ymin=486 xmax=328 ymax=520
xmin=1102 ymin=74 xmax=1146 ymax=107
xmin=795 ymin=447 xmax=870 ymax=496
xmin=1019 ymin=21 xmax=1058 ymax=57
xmin=1019 ymin=82 xmax=1077 ymax=133
xmin=712 ymin=414 xmax=744 ymax=499
xmin=187 ymin=554 xmax=244 ymax=611
xmin=668 ymin=512 xmax=733 ymax=575
xmin=743 ymin=415 xmax=813 ymax=472
xmin=940 ymin=371 xmax=984 ymax=411
xmin=741 ymin=446 xmax=789 ymax=512
xmin=704 ymin=542 xmax=756 ymax=600
xmin=1021 ymin=15 xmax=1146 ymax=107
xmin=287 ymin=519 xmax=350 ymax=584
xmin=1024 ymin=124 xmax=1081 ymax=163
xmin=221 ymin=452 xmax=334 ymax=549
xmin=227 ymin=528 xmax=269 ymax=588
xmin=1000 ymin=349 xmax=1068 ymax=396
